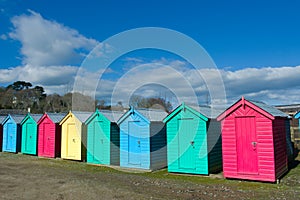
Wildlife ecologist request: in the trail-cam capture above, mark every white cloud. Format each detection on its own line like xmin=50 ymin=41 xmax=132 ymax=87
xmin=89 ymin=61 xmax=300 ymax=106
xmin=9 ymin=10 xmax=99 ymax=66
xmin=1 ymin=10 xmax=101 ymax=95
xmin=0 ymin=64 xmax=78 ymax=94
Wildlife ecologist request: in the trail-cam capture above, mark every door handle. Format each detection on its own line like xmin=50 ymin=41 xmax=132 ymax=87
xmin=252 ymin=141 xmax=257 ymax=147
xmin=137 ymin=140 xmax=140 ymax=147
xmin=73 ymin=139 xmax=76 ymax=143
xmin=190 ymin=141 xmax=194 ymax=145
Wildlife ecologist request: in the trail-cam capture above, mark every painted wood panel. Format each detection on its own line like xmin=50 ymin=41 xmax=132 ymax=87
xmin=235 ymin=117 xmax=258 ymax=174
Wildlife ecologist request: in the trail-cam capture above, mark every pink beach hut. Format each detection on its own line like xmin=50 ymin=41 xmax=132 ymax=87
xmin=37 ymin=113 xmax=66 ymax=158
xmin=217 ymin=97 xmax=289 ymax=182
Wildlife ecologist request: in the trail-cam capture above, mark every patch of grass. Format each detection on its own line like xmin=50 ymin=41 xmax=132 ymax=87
xmin=1 ymin=152 xmax=300 ymax=193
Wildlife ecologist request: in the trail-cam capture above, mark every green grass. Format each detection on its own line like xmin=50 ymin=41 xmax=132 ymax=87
xmin=1 ymin=152 xmax=299 ymax=193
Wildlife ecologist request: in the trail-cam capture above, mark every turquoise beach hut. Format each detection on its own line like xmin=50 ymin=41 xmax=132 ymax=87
xmin=163 ymin=103 xmax=222 ymax=175
xmin=85 ymin=109 xmax=123 ymax=165
xmin=295 ymin=111 xmax=300 ymax=128
xmin=21 ymin=113 xmax=42 ymax=155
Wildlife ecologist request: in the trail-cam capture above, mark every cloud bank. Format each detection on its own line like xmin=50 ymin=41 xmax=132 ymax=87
xmin=1 ymin=11 xmax=300 ymax=106
xmin=9 ymin=10 xmax=98 ymax=66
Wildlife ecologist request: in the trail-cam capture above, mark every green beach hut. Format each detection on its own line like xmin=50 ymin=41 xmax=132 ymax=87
xmin=85 ymin=109 xmax=123 ymax=165
xmin=21 ymin=113 xmax=42 ymax=155
xmin=163 ymin=103 xmax=222 ymax=175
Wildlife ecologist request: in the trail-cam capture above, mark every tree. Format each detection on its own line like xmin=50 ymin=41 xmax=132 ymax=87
xmin=6 ymin=81 xmax=32 ymax=91
xmin=129 ymin=95 xmax=173 ymax=112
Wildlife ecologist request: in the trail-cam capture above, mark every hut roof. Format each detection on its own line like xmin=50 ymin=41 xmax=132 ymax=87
xmin=217 ymin=97 xmax=289 ymax=121
xmin=9 ymin=115 xmax=26 ymax=124
xmin=99 ymin=110 xmax=125 ymax=122
xmin=294 ymin=111 xmax=300 ymax=119
xmin=249 ymin=100 xmax=289 ymax=118
xmin=117 ymin=107 xmax=168 ymax=124
xmin=47 ymin=113 xmax=67 ymax=123
xmin=0 ymin=115 xmax=6 ymax=124
xmin=72 ymin=111 xmax=93 ymax=123
xmin=135 ymin=108 xmax=168 ymax=122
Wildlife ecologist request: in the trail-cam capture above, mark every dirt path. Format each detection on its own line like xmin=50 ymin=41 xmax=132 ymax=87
xmin=0 ymin=153 xmax=299 ymax=199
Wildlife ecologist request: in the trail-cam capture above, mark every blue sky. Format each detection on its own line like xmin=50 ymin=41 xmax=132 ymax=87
xmin=1 ymin=0 xmax=300 ymax=106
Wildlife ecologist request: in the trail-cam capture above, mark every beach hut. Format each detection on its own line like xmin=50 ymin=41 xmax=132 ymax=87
xmin=20 ymin=113 xmax=42 ymax=155
xmin=59 ymin=111 xmax=92 ymax=161
xmin=295 ymin=111 xmax=300 ymax=149
xmin=285 ymin=119 xmax=294 ymax=164
xmin=85 ymin=109 xmax=123 ymax=165
xmin=117 ymin=107 xmax=168 ymax=170
xmin=163 ymin=103 xmax=222 ymax=175
xmin=0 ymin=116 xmax=6 ymax=151
xmin=37 ymin=113 xmax=66 ymax=158
xmin=295 ymin=111 xmax=300 ymax=127
xmin=1 ymin=115 xmax=24 ymax=153
xmin=217 ymin=97 xmax=289 ymax=182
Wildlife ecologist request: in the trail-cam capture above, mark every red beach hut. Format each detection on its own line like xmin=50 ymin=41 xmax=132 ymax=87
xmin=37 ymin=113 xmax=66 ymax=158
xmin=217 ymin=97 xmax=288 ymax=182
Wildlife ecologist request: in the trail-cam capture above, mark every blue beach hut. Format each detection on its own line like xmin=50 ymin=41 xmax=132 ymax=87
xmin=117 ymin=107 xmax=168 ymax=170
xmin=1 ymin=115 xmax=25 ymax=153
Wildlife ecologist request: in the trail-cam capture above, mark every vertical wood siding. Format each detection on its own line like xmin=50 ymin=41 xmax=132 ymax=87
xmin=150 ymin=122 xmax=167 ymax=170
xmin=110 ymin=123 xmax=120 ymax=166
xmin=284 ymin=119 xmax=294 ymax=164
xmin=55 ymin=124 xmax=62 ymax=157
xmin=207 ymin=119 xmax=222 ymax=173
xmin=273 ymin=118 xmax=288 ymax=178
xmin=0 ymin=124 xmax=3 ymax=151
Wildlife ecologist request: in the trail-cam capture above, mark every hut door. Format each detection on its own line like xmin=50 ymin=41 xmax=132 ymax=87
xmin=128 ymin=121 xmax=141 ymax=165
xmin=6 ymin=123 xmax=14 ymax=150
xmin=25 ymin=123 xmax=34 ymax=153
xmin=67 ymin=123 xmax=78 ymax=158
xmin=93 ymin=121 xmax=105 ymax=163
xmin=236 ymin=117 xmax=258 ymax=174
xmin=43 ymin=123 xmax=51 ymax=155
xmin=178 ymin=119 xmax=196 ymax=170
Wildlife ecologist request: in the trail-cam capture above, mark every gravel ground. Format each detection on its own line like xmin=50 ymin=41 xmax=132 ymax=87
xmin=0 ymin=152 xmax=299 ymax=200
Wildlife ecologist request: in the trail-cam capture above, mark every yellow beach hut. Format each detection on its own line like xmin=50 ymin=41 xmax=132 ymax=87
xmin=59 ymin=111 xmax=92 ymax=161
